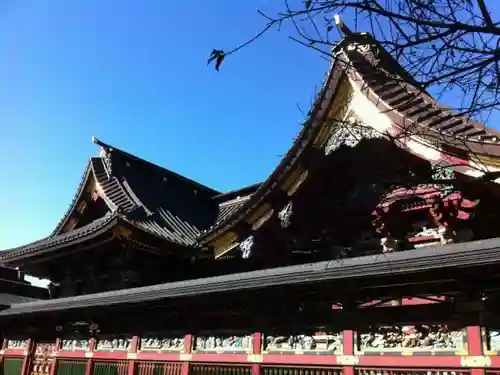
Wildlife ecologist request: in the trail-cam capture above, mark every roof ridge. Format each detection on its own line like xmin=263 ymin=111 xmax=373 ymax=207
xmin=92 ymin=137 xmax=220 ymax=195
xmin=212 ymin=182 xmax=262 ymax=201
xmin=50 ymin=161 xmax=94 ymax=237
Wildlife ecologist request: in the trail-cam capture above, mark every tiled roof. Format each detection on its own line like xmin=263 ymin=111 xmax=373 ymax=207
xmin=215 ymin=199 xmax=248 ymax=224
xmin=90 ymin=139 xmax=221 ymax=245
xmin=0 ymin=293 xmax=41 ymax=305
xmin=340 ymin=32 xmax=500 ymax=154
xmin=1 ymin=138 xmax=259 ymax=259
xmin=0 ymin=236 xmax=498 ymax=316
xmin=0 ymin=214 xmax=118 ymax=261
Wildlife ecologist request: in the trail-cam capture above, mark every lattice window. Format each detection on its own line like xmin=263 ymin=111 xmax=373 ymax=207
xmin=135 ymin=361 xmax=182 ymax=375
xmin=55 ymin=360 xmax=87 ymax=375
xmin=190 ymin=364 xmax=251 ymax=375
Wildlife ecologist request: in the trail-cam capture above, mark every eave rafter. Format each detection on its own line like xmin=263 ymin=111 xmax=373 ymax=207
xmin=201 ymin=53 xmax=349 ymax=257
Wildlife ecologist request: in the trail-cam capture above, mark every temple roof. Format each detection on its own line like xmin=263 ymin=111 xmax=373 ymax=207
xmin=0 ymin=137 xmax=260 ymax=262
xmin=4 ymin=25 xmax=500 ymax=262
xmin=196 ymin=27 xmax=500 ymax=249
xmin=0 ymin=236 xmax=498 ymax=316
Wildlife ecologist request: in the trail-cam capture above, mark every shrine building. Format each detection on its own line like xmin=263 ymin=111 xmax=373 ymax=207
xmin=2 ymin=23 xmax=500 ymax=375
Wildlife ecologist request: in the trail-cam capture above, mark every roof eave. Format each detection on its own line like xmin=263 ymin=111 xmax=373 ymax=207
xmin=197 ymin=46 xmax=348 ymax=245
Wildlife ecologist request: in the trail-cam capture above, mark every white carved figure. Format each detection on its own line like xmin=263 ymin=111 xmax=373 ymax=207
xmin=380 ymin=236 xmax=399 ymax=252
xmin=6 ymin=340 xmax=28 ymax=349
xmin=195 ymin=335 xmax=251 ymax=351
xmin=61 ymin=339 xmax=90 ymax=351
xmin=96 ymin=338 xmax=131 ymax=351
xmin=438 ymin=226 xmax=455 ymax=245
xmin=140 ymin=337 xmax=184 ymax=351
xmin=278 ymin=202 xmax=293 ymax=228
xmin=239 ymin=236 xmax=254 ymax=259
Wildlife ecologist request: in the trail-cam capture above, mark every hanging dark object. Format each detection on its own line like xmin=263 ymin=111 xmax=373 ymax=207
xmin=207 ymin=49 xmax=226 ymax=71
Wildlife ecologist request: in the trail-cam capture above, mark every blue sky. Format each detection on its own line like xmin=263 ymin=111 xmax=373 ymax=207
xmin=0 ymin=1 xmax=329 ymax=249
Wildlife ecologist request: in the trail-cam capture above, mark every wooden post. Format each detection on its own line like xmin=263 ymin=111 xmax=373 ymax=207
xmin=128 ymin=336 xmax=139 ymax=375
xmin=0 ymin=338 xmax=6 ymax=362
xmin=251 ymin=332 xmax=262 ymax=375
xmin=181 ymin=334 xmax=192 ymax=375
xmin=85 ymin=338 xmax=96 ymax=375
xmin=20 ymin=339 xmax=33 ymax=375
xmin=49 ymin=339 xmax=60 ymax=375
xmin=468 ymin=326 xmax=485 ymax=375
xmin=342 ymin=330 xmax=355 ymax=375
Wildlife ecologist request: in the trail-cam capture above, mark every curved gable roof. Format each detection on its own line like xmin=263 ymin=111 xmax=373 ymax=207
xmin=197 ymin=26 xmax=500 ymax=250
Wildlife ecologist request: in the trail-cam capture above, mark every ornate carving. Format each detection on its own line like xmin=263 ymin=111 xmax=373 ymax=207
xmin=6 ymin=340 xmax=28 ymax=349
xmin=31 ymin=343 xmax=56 ymax=375
xmin=252 ymin=209 xmax=274 ymax=230
xmin=139 ymin=337 xmax=185 ymax=352
xmin=373 ymin=186 xmax=479 ymax=252
xmin=325 ymin=118 xmax=382 ymax=155
xmin=95 ymin=338 xmax=132 ymax=351
xmin=278 ymin=202 xmax=293 ymax=228
xmin=347 ymin=42 xmax=381 ymax=67
xmin=264 ymin=333 xmax=342 ymax=353
xmin=35 ymin=343 xmax=56 ymax=356
xmin=372 ymin=206 xmax=402 ymax=252
xmin=240 ymin=236 xmax=254 ymax=259
xmin=380 ymin=236 xmax=400 ymax=253
xmin=358 ymin=325 xmax=464 ymax=351
xmin=428 ymin=196 xmax=460 ymax=244
xmin=287 ymin=170 xmax=309 ymax=196
xmin=194 ymin=335 xmax=252 ymax=352
xmin=431 ymin=165 xmax=455 ymax=181
xmin=60 ymin=339 xmax=91 ymax=351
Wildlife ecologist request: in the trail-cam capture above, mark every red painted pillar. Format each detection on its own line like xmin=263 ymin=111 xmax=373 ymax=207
xmin=467 ymin=326 xmax=483 ymax=355
xmin=20 ymin=339 xmax=33 ymax=375
xmin=85 ymin=338 xmax=96 ymax=375
xmin=343 ymin=330 xmax=354 ymax=375
xmin=181 ymin=334 xmax=193 ymax=375
xmin=0 ymin=338 xmax=6 ymax=362
xmin=468 ymin=326 xmax=485 ymax=375
xmin=49 ymin=339 xmax=61 ymax=375
xmin=128 ymin=336 xmax=139 ymax=375
xmin=251 ymin=332 xmax=262 ymax=375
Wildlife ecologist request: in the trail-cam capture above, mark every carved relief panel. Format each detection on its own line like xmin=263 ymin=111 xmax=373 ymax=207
xmin=356 ymin=325 xmax=466 ymax=354
xmin=95 ymin=337 xmax=132 ymax=352
xmin=139 ymin=336 xmax=185 ymax=352
xmin=6 ymin=339 xmax=28 ymax=350
xmin=263 ymin=332 xmax=342 ymax=354
xmin=60 ymin=339 xmax=91 ymax=352
xmin=194 ymin=334 xmax=252 ymax=353
xmin=30 ymin=343 xmax=56 ymax=375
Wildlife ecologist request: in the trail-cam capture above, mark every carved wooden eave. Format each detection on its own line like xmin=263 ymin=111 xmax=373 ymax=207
xmin=0 ymin=215 xmax=184 ymax=268
xmin=335 ymin=32 xmax=500 ymax=183
xmin=199 ymin=29 xmax=500 ymax=258
xmin=198 ymin=52 xmax=351 ymax=254
xmin=51 ymin=161 xmax=107 ymax=236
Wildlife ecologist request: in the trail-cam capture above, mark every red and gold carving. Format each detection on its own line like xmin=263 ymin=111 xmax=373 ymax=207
xmin=30 ymin=343 xmax=56 ymax=375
